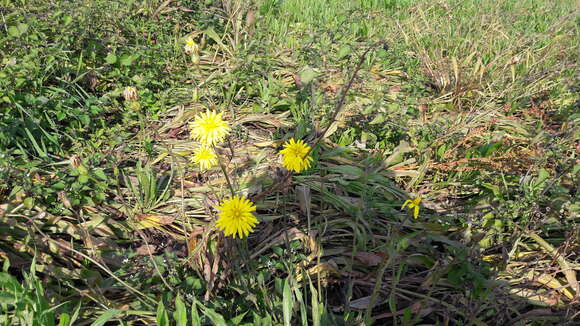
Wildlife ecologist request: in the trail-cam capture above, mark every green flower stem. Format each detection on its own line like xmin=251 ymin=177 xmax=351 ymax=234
xmin=214 ymin=145 xmax=236 ymax=197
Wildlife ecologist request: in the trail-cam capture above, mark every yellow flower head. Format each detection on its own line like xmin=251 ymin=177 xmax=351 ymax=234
xmin=184 ymin=37 xmax=199 ymax=54
xmin=215 ymin=196 xmax=259 ymax=239
xmin=279 ymin=138 xmax=313 ymax=172
xmin=401 ymin=197 xmax=422 ymax=219
xmin=191 ymin=146 xmax=217 ymax=170
xmin=189 ymin=111 xmax=230 ymax=146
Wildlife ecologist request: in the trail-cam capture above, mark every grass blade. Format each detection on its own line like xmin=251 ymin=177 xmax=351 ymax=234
xmin=90 ymin=309 xmax=122 ymax=326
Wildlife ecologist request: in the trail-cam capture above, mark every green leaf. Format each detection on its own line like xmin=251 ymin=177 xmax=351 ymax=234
xmin=299 ymin=67 xmax=317 ymax=85
xmin=119 ymin=54 xmax=139 ymax=66
xmin=78 ymin=175 xmax=89 ymax=184
xmin=309 ymin=280 xmax=320 ymax=326
xmin=190 ymin=300 xmax=200 ymax=326
xmin=93 ymin=169 xmax=107 ymax=181
xmin=8 ymin=26 xmax=20 ymax=37
xmin=16 ymin=23 xmax=28 ymax=35
xmin=204 ymin=27 xmax=231 ymax=55
xmin=58 ymin=313 xmax=71 ymax=326
xmin=328 ymin=166 xmax=364 ymax=179
xmin=447 ymin=264 xmax=467 ymax=286
xmin=90 ymin=309 xmax=122 ymax=326
xmin=228 ymin=311 xmax=248 ymax=325
xmin=0 ymin=272 xmax=22 ymax=291
xmin=23 ymin=197 xmax=35 ymax=209
xmin=105 ymin=53 xmax=117 ymax=64
xmin=69 ymin=302 xmax=82 ymax=326
xmin=482 ymin=183 xmax=502 ymax=199
xmin=156 ymin=301 xmax=169 ymax=326
xmin=282 ymin=278 xmax=294 ymax=326
xmin=174 ymin=295 xmax=187 ymax=326
xmin=437 ymin=144 xmax=447 ymax=159
xmin=202 ymin=308 xmax=227 ymax=326
xmin=534 ymin=168 xmax=550 ymax=188
xmin=337 ymin=45 xmax=351 ymax=59
xmin=369 ymin=113 xmax=386 ymax=125
xmin=0 ymin=292 xmax=16 ymax=305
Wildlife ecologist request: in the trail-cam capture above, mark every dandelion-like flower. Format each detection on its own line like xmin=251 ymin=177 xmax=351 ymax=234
xmin=215 ymin=196 xmax=259 ymax=239
xmin=279 ymin=138 xmax=313 ymax=172
xmin=184 ymin=37 xmax=199 ymax=54
xmin=189 ymin=111 xmax=230 ymax=146
xmin=191 ymin=147 xmax=217 ymax=170
xmin=402 ymin=197 xmax=421 ymax=219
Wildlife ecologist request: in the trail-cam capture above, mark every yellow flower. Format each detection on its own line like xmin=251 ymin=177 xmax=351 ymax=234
xmin=191 ymin=147 xmax=217 ymax=170
xmin=279 ymin=138 xmax=313 ymax=172
xmin=215 ymin=196 xmax=259 ymax=239
xmin=402 ymin=197 xmax=421 ymax=219
xmin=184 ymin=37 xmax=199 ymax=54
xmin=189 ymin=111 xmax=230 ymax=146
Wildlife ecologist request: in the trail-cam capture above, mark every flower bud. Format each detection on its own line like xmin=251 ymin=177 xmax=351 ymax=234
xmin=123 ymin=86 xmax=139 ymax=102
xmin=184 ymin=37 xmax=200 ymax=55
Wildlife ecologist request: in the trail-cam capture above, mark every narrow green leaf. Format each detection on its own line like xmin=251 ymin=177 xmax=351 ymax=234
xmin=24 ymin=128 xmax=47 ymax=158
xmin=293 ymin=282 xmax=308 ymax=326
xmin=90 ymin=309 xmax=122 ymax=326
xmin=309 ymin=280 xmax=320 ymax=326
xmin=204 ymin=27 xmax=232 ymax=56
xmin=228 ymin=311 xmax=248 ymax=325
xmin=0 ymin=292 xmax=16 ymax=305
xmin=190 ymin=299 xmax=200 ymax=326
xmin=69 ymin=302 xmax=81 ymax=326
xmin=282 ymin=277 xmax=294 ymax=326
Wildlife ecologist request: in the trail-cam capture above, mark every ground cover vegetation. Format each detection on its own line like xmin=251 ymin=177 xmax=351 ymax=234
xmin=0 ymin=0 xmax=578 ymax=325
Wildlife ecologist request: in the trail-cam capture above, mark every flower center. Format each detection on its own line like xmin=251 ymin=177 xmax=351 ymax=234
xmin=202 ymin=120 xmax=220 ymax=130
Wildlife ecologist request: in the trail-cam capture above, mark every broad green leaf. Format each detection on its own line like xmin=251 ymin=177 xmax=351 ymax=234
xmin=337 ymin=45 xmax=351 ymax=59
xmin=93 ymin=169 xmax=107 ymax=181
xmin=8 ymin=26 xmax=20 ymax=37
xmin=174 ymin=295 xmax=187 ymax=326
xmin=202 ymin=308 xmax=227 ymax=326
xmin=369 ymin=113 xmax=386 ymax=125
xmin=17 ymin=23 xmax=28 ymax=35
xmin=58 ymin=313 xmax=70 ymax=326
xmin=105 ymin=54 xmax=117 ymax=64
xmin=156 ymin=301 xmax=169 ymax=326
xmin=299 ymin=67 xmax=317 ymax=85
xmin=119 ymin=54 xmax=138 ymax=66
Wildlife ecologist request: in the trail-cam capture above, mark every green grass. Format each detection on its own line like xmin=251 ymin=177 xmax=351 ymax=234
xmin=0 ymin=0 xmax=578 ymax=325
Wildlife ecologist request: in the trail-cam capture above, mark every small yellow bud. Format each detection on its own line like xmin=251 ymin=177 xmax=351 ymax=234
xmin=184 ymin=37 xmax=200 ymax=55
